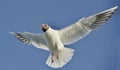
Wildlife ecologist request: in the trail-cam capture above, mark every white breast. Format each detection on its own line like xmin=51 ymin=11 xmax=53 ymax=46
xmin=44 ymin=28 xmax=64 ymax=52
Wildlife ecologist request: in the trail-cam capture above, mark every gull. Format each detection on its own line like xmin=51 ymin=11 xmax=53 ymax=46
xmin=10 ymin=6 xmax=118 ymax=68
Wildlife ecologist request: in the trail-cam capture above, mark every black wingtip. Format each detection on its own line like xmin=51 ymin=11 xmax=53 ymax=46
xmin=9 ymin=32 xmax=23 ymax=38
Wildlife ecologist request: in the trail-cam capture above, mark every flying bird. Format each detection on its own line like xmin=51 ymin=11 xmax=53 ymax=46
xmin=10 ymin=6 xmax=118 ymax=68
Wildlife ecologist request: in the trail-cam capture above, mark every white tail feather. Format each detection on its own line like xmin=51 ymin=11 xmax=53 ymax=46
xmin=46 ymin=47 xmax=74 ymax=68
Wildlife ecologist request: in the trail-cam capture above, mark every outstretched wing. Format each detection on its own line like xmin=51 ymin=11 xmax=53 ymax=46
xmin=10 ymin=32 xmax=49 ymax=50
xmin=58 ymin=6 xmax=118 ymax=45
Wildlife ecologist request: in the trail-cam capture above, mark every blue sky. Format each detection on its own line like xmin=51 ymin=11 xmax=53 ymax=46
xmin=0 ymin=0 xmax=120 ymax=70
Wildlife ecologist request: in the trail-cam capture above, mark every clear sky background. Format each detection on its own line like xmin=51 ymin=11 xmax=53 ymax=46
xmin=0 ymin=0 xmax=120 ymax=70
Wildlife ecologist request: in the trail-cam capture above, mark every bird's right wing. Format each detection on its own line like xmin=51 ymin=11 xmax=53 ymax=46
xmin=10 ymin=32 xmax=49 ymax=50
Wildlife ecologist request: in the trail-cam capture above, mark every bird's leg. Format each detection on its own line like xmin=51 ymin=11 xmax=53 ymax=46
xmin=51 ymin=53 xmax=54 ymax=63
xmin=56 ymin=50 xmax=59 ymax=59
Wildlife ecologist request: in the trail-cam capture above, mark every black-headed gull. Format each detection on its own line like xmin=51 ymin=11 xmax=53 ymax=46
xmin=10 ymin=6 xmax=118 ymax=68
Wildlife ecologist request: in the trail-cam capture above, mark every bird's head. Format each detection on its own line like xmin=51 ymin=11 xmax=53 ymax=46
xmin=41 ymin=24 xmax=50 ymax=32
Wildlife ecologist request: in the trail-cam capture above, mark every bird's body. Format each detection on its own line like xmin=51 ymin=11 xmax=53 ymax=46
xmin=44 ymin=27 xmax=63 ymax=52
xmin=10 ymin=6 xmax=118 ymax=68
xmin=43 ymin=27 xmax=74 ymax=68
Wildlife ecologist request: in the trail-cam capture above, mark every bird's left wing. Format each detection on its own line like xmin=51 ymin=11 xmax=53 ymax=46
xmin=58 ymin=6 xmax=118 ymax=45
xmin=10 ymin=32 xmax=49 ymax=50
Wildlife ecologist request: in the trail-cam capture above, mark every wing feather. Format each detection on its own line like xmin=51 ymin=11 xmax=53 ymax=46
xmin=58 ymin=6 xmax=118 ymax=45
xmin=10 ymin=32 xmax=49 ymax=50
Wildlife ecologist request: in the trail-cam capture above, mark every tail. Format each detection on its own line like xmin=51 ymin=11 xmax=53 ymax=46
xmin=46 ymin=47 xmax=74 ymax=68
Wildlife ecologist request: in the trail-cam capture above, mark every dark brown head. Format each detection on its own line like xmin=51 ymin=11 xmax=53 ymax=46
xmin=41 ymin=24 xmax=49 ymax=32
